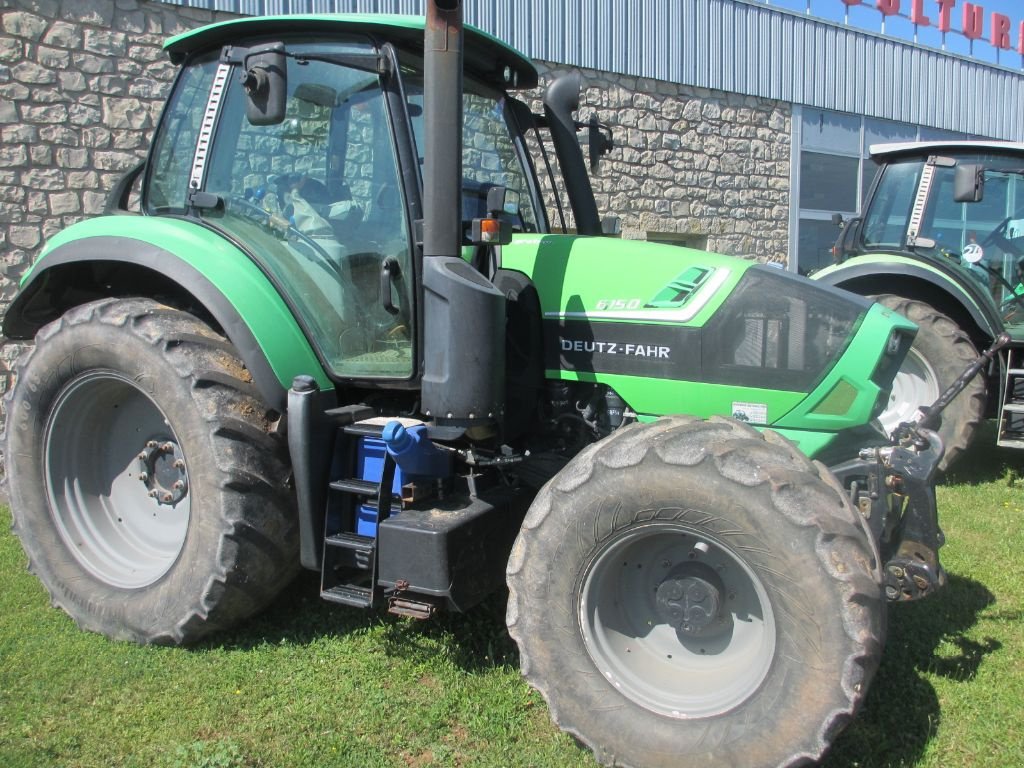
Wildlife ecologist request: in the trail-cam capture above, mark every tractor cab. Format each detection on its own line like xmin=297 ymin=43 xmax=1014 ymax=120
xmin=836 ymin=141 xmax=1024 ymax=330
xmin=824 ymin=141 xmax=1024 ymax=453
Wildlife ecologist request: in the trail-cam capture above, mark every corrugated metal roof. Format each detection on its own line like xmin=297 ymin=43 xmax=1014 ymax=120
xmin=160 ymin=0 xmax=1024 ymax=140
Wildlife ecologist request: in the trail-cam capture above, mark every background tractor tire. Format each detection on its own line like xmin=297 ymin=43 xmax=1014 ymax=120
xmin=3 ymin=298 xmax=299 ymax=645
xmin=507 ymin=416 xmax=884 ymax=768
xmin=872 ymin=293 xmax=985 ymax=471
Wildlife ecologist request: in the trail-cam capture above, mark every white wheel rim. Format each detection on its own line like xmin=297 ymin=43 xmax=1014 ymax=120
xmin=877 ymin=347 xmax=941 ymax=437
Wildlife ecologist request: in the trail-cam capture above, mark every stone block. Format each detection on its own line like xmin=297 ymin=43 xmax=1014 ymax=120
xmin=39 ymin=125 xmax=78 ymax=145
xmin=37 ymin=46 xmax=71 ymax=69
xmin=21 ymin=168 xmax=65 ymax=191
xmin=67 ymin=170 xmax=98 ymax=188
xmin=82 ymin=126 xmax=111 ymax=148
xmin=20 ymin=103 xmax=68 ymax=123
xmin=9 ymin=226 xmax=41 ymax=249
xmin=0 ymin=36 xmax=21 ymax=62
xmin=83 ymin=190 xmax=107 ymax=214
xmin=0 ymin=121 xmax=33 ymax=142
xmin=56 ymin=147 xmax=89 ymax=168
xmin=13 ymin=61 xmax=56 ymax=85
xmin=68 ymin=103 xmax=102 ymax=126
xmin=102 ymin=97 xmax=149 ymax=129
xmin=61 ymin=0 xmax=113 ymax=26
xmin=84 ymin=29 xmax=128 ymax=57
xmin=48 ymin=191 xmax=80 ymax=215
xmin=30 ymin=144 xmax=53 ymax=165
xmin=2 ymin=11 xmax=47 ymax=41
xmin=58 ymin=70 xmax=88 ymax=91
xmin=93 ymin=151 xmax=140 ymax=172
xmin=73 ymin=52 xmax=115 ymax=75
xmin=43 ymin=20 xmax=81 ymax=48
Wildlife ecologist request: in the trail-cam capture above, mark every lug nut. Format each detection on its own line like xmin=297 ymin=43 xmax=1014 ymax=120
xmin=161 ymin=442 xmax=174 ymax=453
xmin=148 ymin=490 xmax=158 ymax=498
xmin=138 ymin=472 xmax=149 ymax=483
xmin=162 ymin=493 xmax=174 ymax=503
xmin=146 ymin=441 xmax=159 ymax=449
xmin=173 ymin=459 xmax=185 ymax=470
xmin=173 ymin=480 xmax=184 ymax=490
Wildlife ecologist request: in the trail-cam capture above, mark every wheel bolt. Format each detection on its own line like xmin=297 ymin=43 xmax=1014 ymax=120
xmin=138 ymin=452 xmax=148 ymax=461
xmin=173 ymin=459 xmax=185 ymax=470
xmin=161 ymin=442 xmax=175 ymax=453
xmin=146 ymin=440 xmax=159 ymax=449
xmin=138 ymin=472 xmax=149 ymax=483
xmin=162 ymin=493 xmax=174 ymax=503
xmin=173 ymin=480 xmax=184 ymax=490
xmin=148 ymin=489 xmax=158 ymax=498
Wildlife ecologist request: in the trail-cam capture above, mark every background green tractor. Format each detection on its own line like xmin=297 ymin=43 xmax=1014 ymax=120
xmin=818 ymin=140 xmax=1024 ymax=470
xmin=1 ymin=4 xmax=962 ymax=768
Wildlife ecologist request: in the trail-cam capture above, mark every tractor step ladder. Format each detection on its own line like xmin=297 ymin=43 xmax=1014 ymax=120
xmin=319 ymin=423 xmax=397 ymax=608
xmin=997 ymin=347 xmax=1024 ymax=448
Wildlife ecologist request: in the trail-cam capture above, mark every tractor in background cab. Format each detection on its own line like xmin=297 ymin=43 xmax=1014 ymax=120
xmin=0 ymin=5 xmax=976 ymax=768
xmin=818 ymin=140 xmax=1024 ymax=469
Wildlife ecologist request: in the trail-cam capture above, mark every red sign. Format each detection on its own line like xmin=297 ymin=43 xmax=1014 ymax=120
xmin=840 ymin=0 xmax=1024 ymax=52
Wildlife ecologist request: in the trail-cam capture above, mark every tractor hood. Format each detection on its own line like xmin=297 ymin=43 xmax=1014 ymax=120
xmin=501 ymin=234 xmax=917 ymax=455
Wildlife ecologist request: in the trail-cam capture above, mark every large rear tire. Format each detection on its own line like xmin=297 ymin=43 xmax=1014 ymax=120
xmin=3 ymin=298 xmax=299 ymax=645
xmin=507 ymin=416 xmax=884 ymax=768
xmin=872 ymin=294 xmax=985 ymax=471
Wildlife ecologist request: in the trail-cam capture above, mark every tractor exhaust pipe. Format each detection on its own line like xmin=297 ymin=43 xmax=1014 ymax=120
xmin=543 ymin=73 xmax=602 ymax=236
xmin=421 ymin=0 xmax=506 ymax=429
xmin=423 ymin=0 xmax=463 ymax=259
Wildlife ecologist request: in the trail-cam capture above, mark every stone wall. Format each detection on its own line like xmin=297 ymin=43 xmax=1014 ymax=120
xmin=541 ymin=66 xmax=792 ymax=259
xmin=0 ymin=0 xmax=235 ymax=390
xmin=0 ymin=0 xmax=792 ymax=413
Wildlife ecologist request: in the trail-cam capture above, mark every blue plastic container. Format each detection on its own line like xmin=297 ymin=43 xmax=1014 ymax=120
xmin=356 ymin=437 xmax=405 ymax=496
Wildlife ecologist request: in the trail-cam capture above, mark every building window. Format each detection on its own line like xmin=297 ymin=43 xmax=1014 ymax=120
xmin=791 ymin=107 xmax=982 ymax=275
xmin=647 ymin=232 xmax=708 ymax=250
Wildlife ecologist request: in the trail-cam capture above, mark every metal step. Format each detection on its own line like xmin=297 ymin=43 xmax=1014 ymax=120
xmin=1001 ymin=403 xmax=1024 ymax=413
xmin=343 ymin=423 xmax=386 ymax=438
xmin=997 ymin=437 xmax=1024 ymax=448
xmin=321 ymin=584 xmax=373 ymax=608
xmin=1007 ymin=369 xmax=1024 ymax=376
xmin=330 ymin=478 xmax=380 ymax=496
xmin=325 ymin=532 xmax=375 ymax=552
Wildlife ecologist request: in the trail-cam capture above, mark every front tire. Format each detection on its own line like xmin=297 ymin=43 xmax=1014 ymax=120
xmin=4 ymin=298 xmax=299 ymax=645
xmin=507 ymin=417 xmax=884 ymax=768
xmin=872 ymin=294 xmax=985 ymax=471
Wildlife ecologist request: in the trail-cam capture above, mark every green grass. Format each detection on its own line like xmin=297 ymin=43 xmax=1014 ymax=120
xmin=1 ymin=430 xmax=1022 ymax=768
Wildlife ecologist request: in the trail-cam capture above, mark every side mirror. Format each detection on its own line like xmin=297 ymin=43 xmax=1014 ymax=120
xmin=831 ymin=212 xmax=845 ymax=228
xmin=242 ymin=43 xmax=287 ymax=126
xmin=954 ymin=164 xmax=985 ymax=203
xmin=587 ymin=114 xmax=614 ymax=173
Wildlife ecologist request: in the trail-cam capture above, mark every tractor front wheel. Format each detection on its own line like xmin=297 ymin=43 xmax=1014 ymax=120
xmin=872 ymin=294 xmax=985 ymax=471
xmin=4 ymin=298 xmax=298 ymax=645
xmin=507 ymin=416 xmax=884 ymax=768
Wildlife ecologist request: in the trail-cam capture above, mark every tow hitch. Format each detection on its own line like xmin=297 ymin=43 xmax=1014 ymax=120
xmin=835 ymin=333 xmax=1009 ymax=601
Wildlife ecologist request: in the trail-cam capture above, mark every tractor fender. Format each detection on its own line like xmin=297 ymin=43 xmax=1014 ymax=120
xmin=813 ymin=256 xmax=1002 ymax=343
xmin=3 ymin=217 xmax=332 ymax=411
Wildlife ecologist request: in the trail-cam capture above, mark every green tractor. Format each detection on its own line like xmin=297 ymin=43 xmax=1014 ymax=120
xmin=818 ymin=140 xmax=1024 ymax=469
xmin=0 ymin=5 xmax=977 ymax=767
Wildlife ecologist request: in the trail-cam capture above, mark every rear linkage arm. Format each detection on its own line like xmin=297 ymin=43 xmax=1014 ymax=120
xmin=833 ymin=333 xmax=1009 ymax=602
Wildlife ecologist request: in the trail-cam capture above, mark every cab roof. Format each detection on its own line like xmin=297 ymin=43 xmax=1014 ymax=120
xmin=870 ymin=140 xmax=1024 ymax=161
xmin=163 ymin=13 xmax=538 ymax=89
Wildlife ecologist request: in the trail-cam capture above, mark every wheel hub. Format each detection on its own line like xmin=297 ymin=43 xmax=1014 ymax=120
xmin=655 ymin=563 xmax=725 ymax=636
xmin=137 ymin=440 xmax=188 ymax=505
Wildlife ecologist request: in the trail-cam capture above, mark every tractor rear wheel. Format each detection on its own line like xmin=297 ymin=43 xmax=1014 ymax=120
xmin=872 ymin=294 xmax=985 ymax=471
xmin=3 ymin=298 xmax=298 ymax=645
xmin=507 ymin=416 xmax=884 ymax=768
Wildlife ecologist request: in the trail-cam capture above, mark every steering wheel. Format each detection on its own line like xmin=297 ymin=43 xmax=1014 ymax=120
xmin=227 ymin=195 xmax=343 ymax=281
xmin=980 ymin=215 xmax=1024 ymax=258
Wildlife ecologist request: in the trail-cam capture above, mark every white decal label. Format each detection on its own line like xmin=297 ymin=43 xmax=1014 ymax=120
xmin=963 ymin=243 xmax=984 ymax=264
xmin=732 ymin=402 xmax=768 ymax=425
